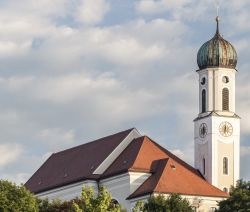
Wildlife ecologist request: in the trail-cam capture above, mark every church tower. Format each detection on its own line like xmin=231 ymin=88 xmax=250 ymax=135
xmin=194 ymin=17 xmax=240 ymax=192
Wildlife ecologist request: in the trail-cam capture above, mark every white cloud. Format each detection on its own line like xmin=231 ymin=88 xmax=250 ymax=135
xmin=171 ymin=148 xmax=193 ymax=165
xmin=136 ymin=0 xmax=191 ymax=15
xmin=0 ymin=0 xmax=248 ymax=183
xmin=38 ymin=128 xmax=76 ymax=152
xmin=0 ymin=144 xmax=23 ymax=167
xmin=75 ymin=0 xmax=110 ymax=25
xmin=0 ymin=41 xmax=31 ymax=57
xmin=0 ymin=76 xmax=34 ymax=91
xmin=1 ymin=173 xmax=30 ymax=185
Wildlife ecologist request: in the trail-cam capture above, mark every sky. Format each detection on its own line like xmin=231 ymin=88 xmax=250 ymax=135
xmin=0 ymin=0 xmax=249 ymax=184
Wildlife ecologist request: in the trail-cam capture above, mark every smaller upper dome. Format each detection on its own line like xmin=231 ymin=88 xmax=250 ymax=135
xmin=197 ymin=17 xmax=237 ymax=70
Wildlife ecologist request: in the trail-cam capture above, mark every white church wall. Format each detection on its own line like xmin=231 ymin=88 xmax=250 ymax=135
xmin=199 ymin=68 xmax=236 ymax=114
xmin=183 ymin=195 xmax=225 ymax=212
xmin=36 ymin=171 xmax=151 ymax=211
xmin=100 ymin=172 xmax=151 ymax=211
xmin=195 ymin=114 xmax=240 ymax=189
xmin=36 ymin=180 xmax=98 ymax=201
xmin=211 ymin=115 xmax=240 ymax=189
xmin=194 ymin=117 xmax=213 ymax=184
xmin=100 ymin=173 xmax=131 ymax=210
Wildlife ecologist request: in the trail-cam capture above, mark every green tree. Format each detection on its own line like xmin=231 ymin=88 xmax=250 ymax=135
xmin=0 ymin=180 xmax=38 ymax=212
xmin=38 ymin=198 xmax=76 ymax=212
xmin=133 ymin=193 xmax=193 ymax=212
xmin=72 ymin=185 xmax=123 ymax=212
xmin=217 ymin=180 xmax=250 ymax=212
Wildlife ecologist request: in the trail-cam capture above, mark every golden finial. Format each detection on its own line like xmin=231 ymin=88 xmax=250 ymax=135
xmin=215 ymin=16 xmax=220 ymax=36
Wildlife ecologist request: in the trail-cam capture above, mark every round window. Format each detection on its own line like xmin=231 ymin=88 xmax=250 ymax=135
xmin=222 ymin=76 xmax=229 ymax=83
xmin=201 ymin=77 xmax=206 ymax=85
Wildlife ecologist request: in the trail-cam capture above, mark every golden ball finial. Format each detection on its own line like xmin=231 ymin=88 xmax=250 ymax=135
xmin=216 ymin=16 xmax=220 ymax=23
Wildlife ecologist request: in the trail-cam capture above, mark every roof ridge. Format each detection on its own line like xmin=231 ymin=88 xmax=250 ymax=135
xmin=54 ymin=128 xmax=135 ymax=155
xmin=101 ymin=136 xmax=145 ymax=178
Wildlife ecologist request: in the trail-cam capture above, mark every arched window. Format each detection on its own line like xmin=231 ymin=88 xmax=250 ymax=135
xmin=202 ymin=89 xmax=206 ymax=113
xmin=223 ymin=187 xmax=228 ymax=193
xmin=203 ymin=158 xmax=206 ymax=175
xmin=222 ymin=88 xmax=229 ymax=111
xmin=223 ymin=157 xmax=228 ymax=175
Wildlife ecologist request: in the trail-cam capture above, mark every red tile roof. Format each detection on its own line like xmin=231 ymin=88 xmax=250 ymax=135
xmin=25 ymin=128 xmax=134 ymax=193
xmin=102 ymin=136 xmax=167 ymax=177
xmin=25 ymin=129 xmax=228 ymax=199
xmin=103 ymin=136 xmax=228 ymax=198
xmin=128 ymin=158 xmax=228 ymax=199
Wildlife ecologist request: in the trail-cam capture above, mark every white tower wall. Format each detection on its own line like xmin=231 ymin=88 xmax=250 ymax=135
xmin=194 ymin=67 xmax=240 ymax=192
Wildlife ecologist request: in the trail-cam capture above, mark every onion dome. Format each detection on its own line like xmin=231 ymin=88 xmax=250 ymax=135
xmin=197 ymin=17 xmax=237 ymax=70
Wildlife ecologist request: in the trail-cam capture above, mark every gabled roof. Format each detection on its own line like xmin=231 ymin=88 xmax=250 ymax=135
xmin=25 ymin=128 xmax=135 ymax=193
xmin=103 ymin=136 xmax=201 ymax=178
xmin=128 ymin=158 xmax=228 ymax=199
xmin=25 ymin=128 xmax=228 ymax=199
xmin=102 ymin=136 xmax=228 ymax=198
xmin=102 ymin=136 xmax=167 ymax=177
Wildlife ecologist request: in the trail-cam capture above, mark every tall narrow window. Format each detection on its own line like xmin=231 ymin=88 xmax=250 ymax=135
xmin=203 ymin=158 xmax=206 ymax=175
xmin=223 ymin=157 xmax=228 ymax=175
xmin=202 ymin=89 xmax=206 ymax=113
xmin=222 ymin=88 xmax=229 ymax=111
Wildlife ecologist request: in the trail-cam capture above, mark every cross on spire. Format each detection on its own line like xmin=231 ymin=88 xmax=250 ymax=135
xmin=215 ymin=16 xmax=221 ymax=37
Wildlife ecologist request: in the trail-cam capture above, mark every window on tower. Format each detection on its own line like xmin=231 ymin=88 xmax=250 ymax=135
xmin=203 ymin=158 xmax=205 ymax=175
xmin=223 ymin=187 xmax=228 ymax=193
xmin=222 ymin=88 xmax=229 ymax=111
xmin=223 ymin=157 xmax=228 ymax=175
xmin=202 ymin=89 xmax=206 ymax=113
xmin=201 ymin=77 xmax=206 ymax=85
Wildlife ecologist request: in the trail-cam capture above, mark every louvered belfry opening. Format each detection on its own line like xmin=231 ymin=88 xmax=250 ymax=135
xmin=222 ymin=88 xmax=229 ymax=111
xmin=202 ymin=89 xmax=206 ymax=113
xmin=203 ymin=158 xmax=206 ymax=175
xmin=223 ymin=157 xmax=229 ymax=175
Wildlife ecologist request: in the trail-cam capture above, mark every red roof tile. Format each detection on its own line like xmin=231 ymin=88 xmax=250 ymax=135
xmin=25 ymin=129 xmax=228 ymax=199
xmin=103 ymin=136 xmax=228 ymax=198
xmin=103 ymin=136 xmax=167 ymax=177
xmin=125 ymin=138 xmax=228 ymax=198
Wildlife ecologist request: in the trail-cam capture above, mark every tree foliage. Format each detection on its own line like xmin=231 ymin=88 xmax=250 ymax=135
xmin=38 ymin=185 xmax=123 ymax=212
xmin=0 ymin=180 xmax=38 ymax=212
xmin=38 ymin=198 xmax=78 ymax=212
xmin=0 ymin=180 xmax=123 ymax=212
xmin=133 ymin=193 xmax=193 ymax=212
xmin=217 ymin=180 xmax=250 ymax=212
xmin=72 ymin=185 xmax=122 ymax=212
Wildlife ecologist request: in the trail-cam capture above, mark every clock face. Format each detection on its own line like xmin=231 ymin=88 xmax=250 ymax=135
xmin=219 ymin=122 xmax=233 ymax=137
xmin=199 ymin=123 xmax=207 ymax=138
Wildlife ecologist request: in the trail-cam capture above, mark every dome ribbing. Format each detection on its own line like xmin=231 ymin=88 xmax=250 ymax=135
xmin=197 ymin=17 xmax=237 ymax=70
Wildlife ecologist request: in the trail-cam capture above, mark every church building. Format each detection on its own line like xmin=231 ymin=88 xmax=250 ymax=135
xmin=25 ymin=17 xmax=240 ymax=212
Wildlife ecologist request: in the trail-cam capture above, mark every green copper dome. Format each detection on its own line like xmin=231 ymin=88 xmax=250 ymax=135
xmin=197 ymin=17 xmax=237 ymax=70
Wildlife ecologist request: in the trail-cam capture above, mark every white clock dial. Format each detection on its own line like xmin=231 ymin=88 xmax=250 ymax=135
xmin=219 ymin=122 xmax=233 ymax=137
xmin=199 ymin=123 xmax=207 ymax=138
